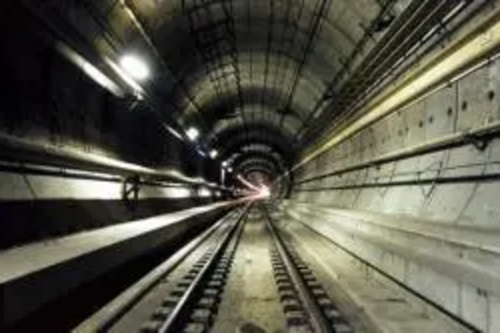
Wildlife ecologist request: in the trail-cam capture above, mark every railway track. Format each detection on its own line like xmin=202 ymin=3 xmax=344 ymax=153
xmin=74 ymin=205 xmax=354 ymax=333
xmin=264 ymin=208 xmax=353 ymax=333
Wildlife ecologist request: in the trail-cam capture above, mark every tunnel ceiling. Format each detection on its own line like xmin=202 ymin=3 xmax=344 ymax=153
xmin=54 ymin=0 xmax=433 ymax=183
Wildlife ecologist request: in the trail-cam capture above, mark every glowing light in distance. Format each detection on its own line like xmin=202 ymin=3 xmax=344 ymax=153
xmin=120 ymin=54 xmax=150 ymax=81
xmin=258 ymin=186 xmax=271 ymax=198
xmin=209 ymin=149 xmax=218 ymax=158
xmin=237 ymin=175 xmax=259 ymax=191
xmin=186 ymin=127 xmax=200 ymax=141
xmin=198 ymin=188 xmax=212 ymax=197
xmin=222 ymin=161 xmax=229 ymax=167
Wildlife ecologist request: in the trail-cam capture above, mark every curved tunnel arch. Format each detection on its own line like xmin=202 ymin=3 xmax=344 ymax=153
xmin=178 ymin=54 xmax=330 ymax=126
xmin=121 ymin=0 xmax=386 ymax=195
xmin=211 ymin=123 xmax=299 ymax=160
xmin=2 ymin=2 xmax=492 ymax=331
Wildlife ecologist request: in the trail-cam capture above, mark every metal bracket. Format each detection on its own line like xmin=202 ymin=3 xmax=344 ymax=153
xmin=464 ymin=133 xmax=490 ymax=151
xmin=122 ymin=175 xmax=141 ymax=208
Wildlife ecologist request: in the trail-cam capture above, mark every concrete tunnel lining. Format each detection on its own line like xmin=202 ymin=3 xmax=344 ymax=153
xmin=1 ymin=1 xmax=500 ymax=332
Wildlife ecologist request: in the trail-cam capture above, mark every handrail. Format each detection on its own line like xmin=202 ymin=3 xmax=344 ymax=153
xmin=0 ymin=132 xmax=226 ymax=190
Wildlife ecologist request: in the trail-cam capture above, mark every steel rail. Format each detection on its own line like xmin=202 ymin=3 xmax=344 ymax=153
xmin=263 ymin=207 xmax=333 ymax=333
xmin=158 ymin=204 xmax=250 ymax=332
xmin=72 ymin=208 xmax=241 ymax=332
xmin=285 ymin=212 xmax=482 ymax=333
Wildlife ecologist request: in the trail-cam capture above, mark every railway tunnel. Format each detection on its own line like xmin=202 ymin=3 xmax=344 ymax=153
xmin=0 ymin=0 xmax=499 ymax=332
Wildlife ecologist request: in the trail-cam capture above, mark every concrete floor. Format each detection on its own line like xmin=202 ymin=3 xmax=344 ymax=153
xmin=106 ymin=208 xmax=289 ymax=333
xmin=73 ymin=208 xmax=479 ymax=333
xmin=213 ymin=210 xmax=287 ymax=333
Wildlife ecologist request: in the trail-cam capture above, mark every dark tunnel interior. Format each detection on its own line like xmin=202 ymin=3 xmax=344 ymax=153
xmin=1 ymin=1 xmax=500 ymax=332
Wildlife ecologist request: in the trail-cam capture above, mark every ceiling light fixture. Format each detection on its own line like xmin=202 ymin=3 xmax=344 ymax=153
xmin=120 ymin=54 xmax=150 ymax=81
xmin=186 ymin=127 xmax=200 ymax=141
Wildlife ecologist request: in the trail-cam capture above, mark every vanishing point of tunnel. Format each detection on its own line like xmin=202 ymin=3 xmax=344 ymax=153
xmin=0 ymin=1 xmax=499 ymax=332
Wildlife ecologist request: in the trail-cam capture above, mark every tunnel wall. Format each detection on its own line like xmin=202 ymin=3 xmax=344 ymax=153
xmin=0 ymin=170 xmax=218 ymax=249
xmin=0 ymin=7 xmax=178 ymax=169
xmin=0 ymin=2 xmax=224 ymax=251
xmin=287 ymin=52 xmax=500 ymax=332
xmin=0 ymin=1 xmax=220 ymax=178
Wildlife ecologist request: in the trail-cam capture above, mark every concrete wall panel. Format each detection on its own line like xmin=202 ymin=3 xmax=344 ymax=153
xmin=0 ymin=170 xmax=215 ymax=249
xmin=289 ymin=54 xmax=500 ymax=332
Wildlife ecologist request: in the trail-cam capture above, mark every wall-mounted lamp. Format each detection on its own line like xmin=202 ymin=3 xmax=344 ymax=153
xmin=209 ymin=150 xmax=218 ymax=159
xmin=186 ymin=127 xmax=200 ymax=141
xmin=120 ymin=54 xmax=150 ymax=81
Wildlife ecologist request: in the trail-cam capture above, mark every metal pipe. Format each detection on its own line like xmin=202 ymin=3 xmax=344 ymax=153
xmin=296 ymin=173 xmax=500 ymax=191
xmin=296 ymin=0 xmax=404 ymax=136
xmin=0 ymin=132 xmax=222 ymax=189
xmin=296 ymin=119 xmax=500 ymax=184
xmin=295 ymin=8 xmax=500 ymax=171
